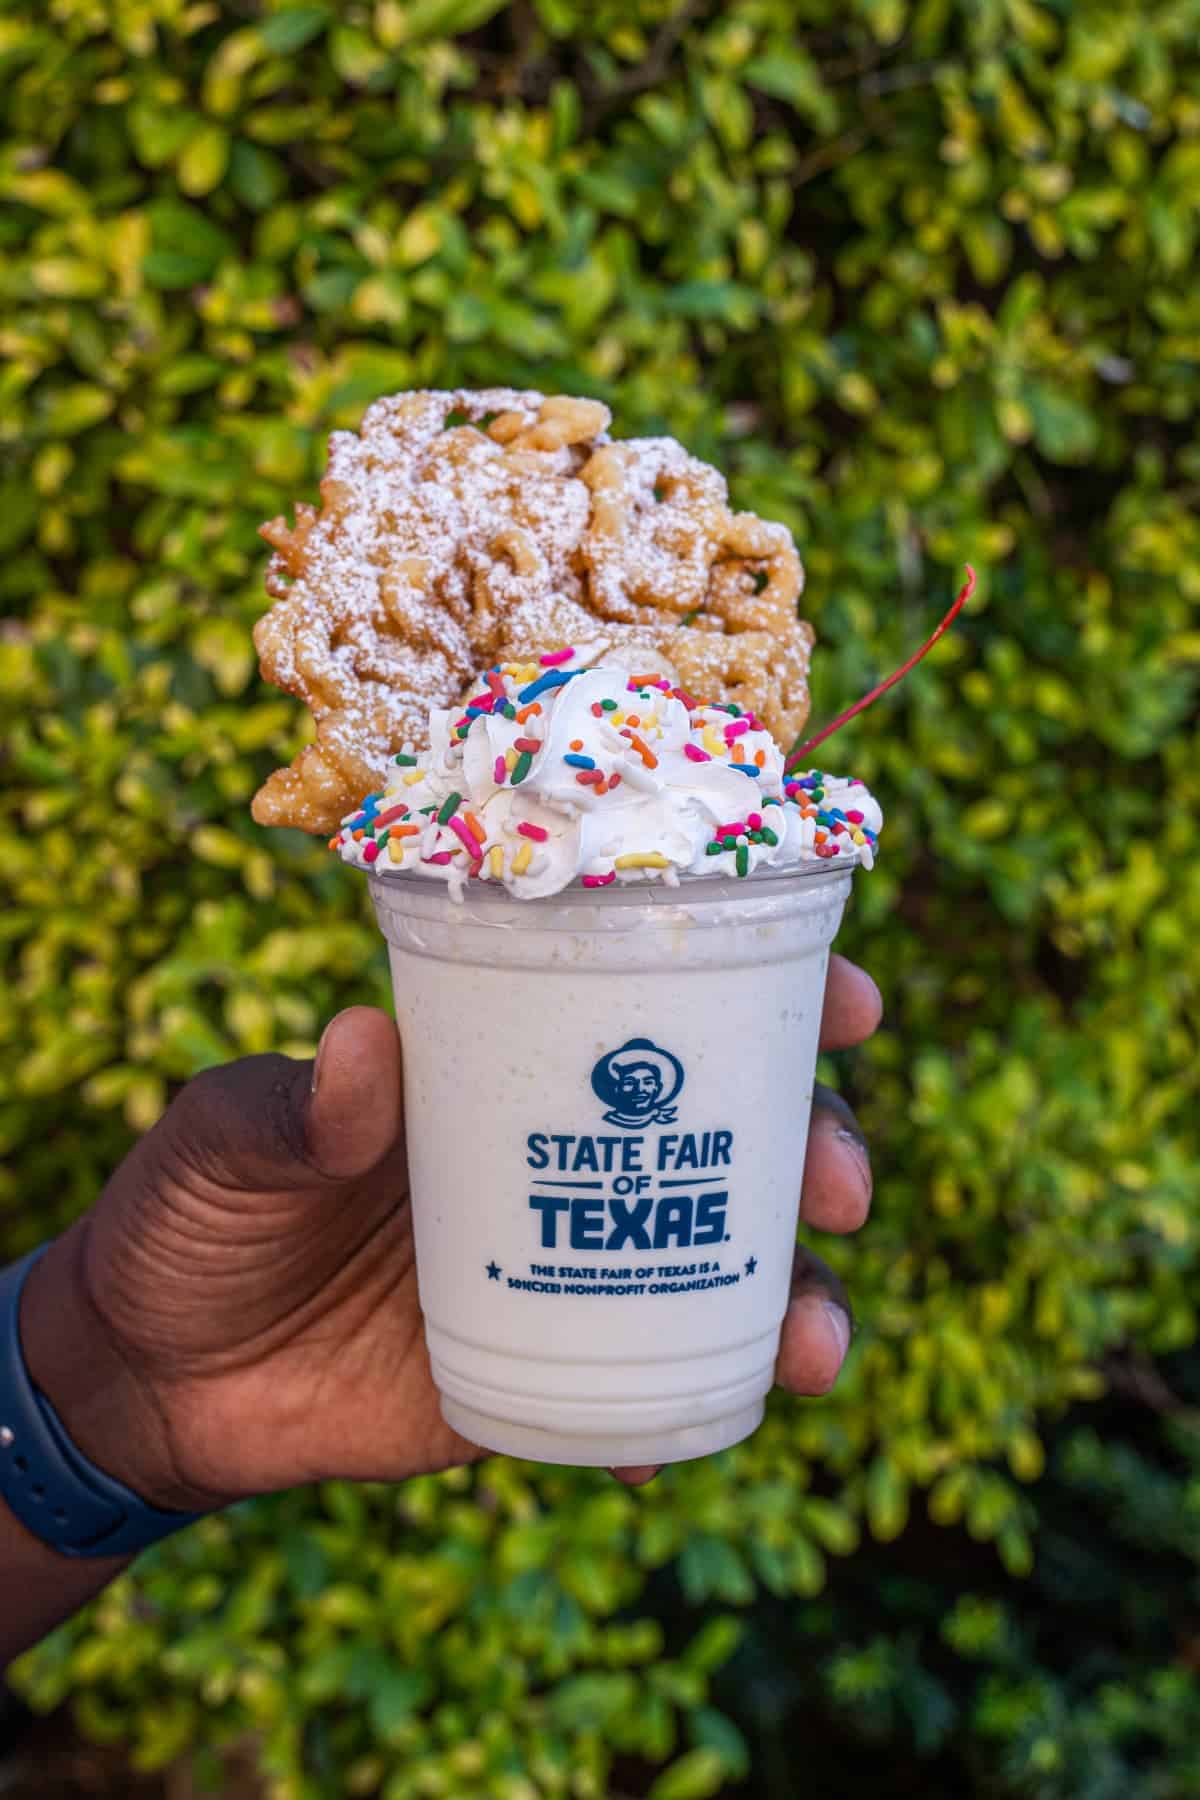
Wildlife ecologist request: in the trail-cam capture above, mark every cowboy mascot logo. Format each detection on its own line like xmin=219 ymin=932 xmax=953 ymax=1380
xmin=590 ymin=1039 xmax=685 ymax=1129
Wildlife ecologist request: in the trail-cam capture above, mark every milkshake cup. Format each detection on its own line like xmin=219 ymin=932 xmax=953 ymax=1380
xmin=368 ymin=860 xmax=854 ymax=1467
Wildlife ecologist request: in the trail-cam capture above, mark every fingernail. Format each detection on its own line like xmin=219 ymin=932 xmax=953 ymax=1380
xmin=835 ymin=1126 xmax=872 ymax=1195
xmin=822 ymin=1301 xmax=852 ymax=1368
xmin=311 ymin=1018 xmax=335 ymax=1095
xmin=311 ymin=1009 xmax=355 ymax=1094
xmin=813 ymin=1085 xmax=868 ymax=1151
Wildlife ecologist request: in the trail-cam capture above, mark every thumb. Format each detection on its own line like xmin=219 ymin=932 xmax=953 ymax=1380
xmin=156 ymin=1007 xmax=404 ymax=1195
xmin=306 ymin=1006 xmax=404 ymax=1179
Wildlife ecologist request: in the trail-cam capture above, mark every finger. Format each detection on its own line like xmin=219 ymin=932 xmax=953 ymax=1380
xmin=800 ymin=1085 xmax=872 ymax=1234
xmin=609 ymin=1464 xmax=661 ymax=1486
xmin=306 ymin=1007 xmax=404 ymax=1180
xmin=774 ymin=1247 xmax=853 ymax=1396
xmin=819 ymin=954 xmax=882 ymax=1051
xmin=160 ymin=1008 xmax=402 ymax=1194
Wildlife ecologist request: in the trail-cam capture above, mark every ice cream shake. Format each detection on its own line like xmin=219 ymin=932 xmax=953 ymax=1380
xmin=332 ymin=652 xmax=881 ymax=1466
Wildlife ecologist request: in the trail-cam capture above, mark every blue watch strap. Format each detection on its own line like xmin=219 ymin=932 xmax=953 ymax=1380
xmin=0 ymin=1245 xmax=204 ymax=1559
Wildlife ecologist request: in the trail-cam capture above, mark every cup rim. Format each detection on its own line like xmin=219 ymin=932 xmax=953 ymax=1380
xmin=364 ymin=850 xmax=860 ymax=911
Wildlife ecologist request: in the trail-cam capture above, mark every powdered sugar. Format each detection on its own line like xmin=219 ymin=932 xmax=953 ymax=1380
xmin=252 ymin=388 xmax=814 ymax=834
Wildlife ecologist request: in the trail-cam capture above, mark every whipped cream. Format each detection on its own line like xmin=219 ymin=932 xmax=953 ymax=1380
xmin=333 ymin=653 xmax=881 ymax=900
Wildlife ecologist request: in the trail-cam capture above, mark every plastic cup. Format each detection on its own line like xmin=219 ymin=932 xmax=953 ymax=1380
xmin=368 ymin=862 xmax=855 ymax=1467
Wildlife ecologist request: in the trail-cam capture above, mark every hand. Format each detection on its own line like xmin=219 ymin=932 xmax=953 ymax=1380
xmin=20 ymin=956 xmax=880 ymax=1511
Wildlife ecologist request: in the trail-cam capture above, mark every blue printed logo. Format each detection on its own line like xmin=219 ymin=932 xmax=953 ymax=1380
xmin=590 ymin=1038 xmax=684 ymax=1128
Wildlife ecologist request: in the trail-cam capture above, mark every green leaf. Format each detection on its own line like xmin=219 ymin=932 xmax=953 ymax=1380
xmin=744 ymin=50 xmax=838 ymax=131
xmin=158 ymin=355 xmax=225 ymax=396
xmin=368 ymin=1667 xmax=434 ymax=1739
xmin=1025 ymin=382 xmax=1100 ymax=464
xmin=36 ymin=384 xmax=114 ymax=436
xmin=384 ymin=0 xmax=508 ymax=43
xmin=144 ymin=199 xmax=233 ymax=287
xmin=549 ymin=1673 xmax=636 ymax=1732
xmin=682 ymin=1618 xmax=742 ymax=1674
xmin=689 ymin=1710 xmax=749 ymax=1780
xmin=866 ymin=1457 xmax=911 ymax=1542
xmin=282 ymin=1531 xmax=329 ymax=1599
xmin=141 ymin=250 xmax=211 ymax=289
xmin=258 ymin=7 xmax=331 ymax=54
xmin=228 ymin=141 xmax=286 ymax=210
xmin=647 ymin=1748 xmax=728 ymax=1800
xmin=657 ymin=281 xmax=760 ymax=324
xmin=0 ymin=477 xmax=38 ymax=552
xmin=679 ymin=1538 xmax=754 ymax=1605
xmin=178 ymin=125 xmax=230 ymax=197
xmin=329 ymin=26 xmax=393 ymax=87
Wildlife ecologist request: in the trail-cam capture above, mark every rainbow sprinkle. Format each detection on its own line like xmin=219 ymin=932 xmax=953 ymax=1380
xmin=518 ymin=667 xmax=582 ymax=704
xmin=333 ymin=658 xmax=880 ymax=894
xmin=447 ymin=816 xmax=483 ymax=860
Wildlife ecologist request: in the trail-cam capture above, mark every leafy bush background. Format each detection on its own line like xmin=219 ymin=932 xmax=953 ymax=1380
xmin=2 ymin=1 xmax=1198 ymax=1796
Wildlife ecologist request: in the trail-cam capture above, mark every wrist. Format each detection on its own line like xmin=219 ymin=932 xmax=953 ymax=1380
xmin=18 ymin=1222 xmax=208 ymax=1516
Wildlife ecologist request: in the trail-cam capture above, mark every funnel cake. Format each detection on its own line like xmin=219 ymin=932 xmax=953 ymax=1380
xmin=252 ymin=388 xmax=814 ymax=833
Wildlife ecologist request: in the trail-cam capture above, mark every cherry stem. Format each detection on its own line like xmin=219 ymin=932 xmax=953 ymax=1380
xmin=785 ymin=564 xmax=977 ymax=774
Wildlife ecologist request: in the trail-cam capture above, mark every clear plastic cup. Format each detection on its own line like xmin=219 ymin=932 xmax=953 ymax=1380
xmin=369 ymin=862 xmax=854 ymax=1467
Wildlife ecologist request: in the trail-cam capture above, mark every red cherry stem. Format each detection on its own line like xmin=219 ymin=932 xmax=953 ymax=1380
xmin=784 ymin=564 xmax=977 ymax=774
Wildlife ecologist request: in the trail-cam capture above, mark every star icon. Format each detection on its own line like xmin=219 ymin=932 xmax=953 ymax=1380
xmin=486 ymin=1261 xmax=502 ymax=1281
xmin=744 ymin=1255 xmax=758 ymax=1276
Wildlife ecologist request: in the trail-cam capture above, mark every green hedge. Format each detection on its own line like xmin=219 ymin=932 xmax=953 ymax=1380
xmin=2 ymin=1 xmax=1198 ymax=1795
